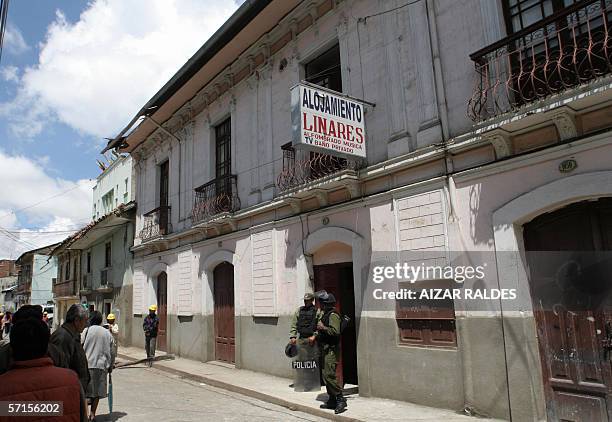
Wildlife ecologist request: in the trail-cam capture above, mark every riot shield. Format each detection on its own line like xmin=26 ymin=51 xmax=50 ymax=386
xmin=292 ymin=341 xmax=321 ymax=392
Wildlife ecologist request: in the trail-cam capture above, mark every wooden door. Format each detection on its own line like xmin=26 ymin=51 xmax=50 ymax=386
xmin=524 ymin=198 xmax=612 ymax=421
xmin=314 ymin=262 xmax=358 ymax=386
xmin=156 ymin=272 xmax=168 ymax=352
xmin=213 ymin=262 xmax=235 ymax=364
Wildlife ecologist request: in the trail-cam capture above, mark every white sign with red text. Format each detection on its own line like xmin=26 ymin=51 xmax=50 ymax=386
xmin=291 ymin=83 xmax=366 ymax=159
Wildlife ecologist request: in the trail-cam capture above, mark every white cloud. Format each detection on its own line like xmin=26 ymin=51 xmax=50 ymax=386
xmin=1 ymin=0 xmax=239 ymax=139
xmin=3 ymin=24 xmax=29 ymax=55
xmin=0 ymin=150 xmax=94 ymax=259
xmin=1 ymin=65 xmax=19 ymax=82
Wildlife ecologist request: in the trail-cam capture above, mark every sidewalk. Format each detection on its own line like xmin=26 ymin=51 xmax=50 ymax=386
xmin=116 ymin=346 xmax=502 ymax=422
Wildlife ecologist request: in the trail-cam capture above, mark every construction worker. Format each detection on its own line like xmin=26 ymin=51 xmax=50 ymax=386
xmin=143 ymin=305 xmax=159 ymax=367
xmin=106 ymin=313 xmax=119 ymax=356
xmin=316 ymin=292 xmax=346 ymax=414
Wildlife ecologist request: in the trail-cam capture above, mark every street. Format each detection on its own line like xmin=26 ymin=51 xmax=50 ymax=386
xmin=92 ymin=362 xmax=327 ymax=422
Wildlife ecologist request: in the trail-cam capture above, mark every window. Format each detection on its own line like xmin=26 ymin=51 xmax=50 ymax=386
xmin=396 ymin=280 xmax=457 ymax=347
xmin=105 ymin=242 xmax=112 ymax=268
xmin=86 ymin=252 xmax=91 ymax=274
xmin=305 ymin=44 xmax=342 ymax=93
xmin=503 ymin=0 xmax=577 ymax=34
xmin=159 ymin=161 xmax=169 ymax=207
xmin=64 ymin=260 xmax=70 ymax=281
xmin=72 ymin=258 xmax=77 ymax=280
xmin=215 ymin=117 xmax=232 ymax=195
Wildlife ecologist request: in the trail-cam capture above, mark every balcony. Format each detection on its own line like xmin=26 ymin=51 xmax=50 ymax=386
xmin=99 ymin=268 xmax=113 ymax=291
xmin=139 ymin=206 xmax=172 ymax=241
xmin=53 ymin=279 xmax=76 ymax=299
xmin=192 ymin=175 xmax=240 ymax=225
xmin=468 ymin=0 xmax=612 ymax=122
xmin=276 ymin=146 xmax=361 ymax=194
xmin=80 ymin=273 xmax=92 ymax=294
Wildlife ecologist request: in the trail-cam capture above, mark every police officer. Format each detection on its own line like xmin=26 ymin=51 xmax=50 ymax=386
xmin=316 ymin=292 xmax=346 ymax=414
xmin=289 ymin=292 xmax=321 ymax=347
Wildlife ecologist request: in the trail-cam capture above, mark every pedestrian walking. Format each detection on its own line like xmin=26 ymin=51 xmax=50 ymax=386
xmin=43 ymin=311 xmax=51 ymax=329
xmin=0 ymin=317 xmax=85 ymax=422
xmin=0 ymin=305 xmax=66 ymax=375
xmin=316 ymin=292 xmax=347 ymax=414
xmin=82 ymin=311 xmax=115 ymax=421
xmin=2 ymin=311 xmax=12 ymax=337
xmin=50 ymin=304 xmax=91 ymax=392
xmin=143 ymin=305 xmax=159 ymax=366
xmin=0 ymin=312 xmax=4 ymax=341
xmin=106 ymin=313 xmax=119 ymax=356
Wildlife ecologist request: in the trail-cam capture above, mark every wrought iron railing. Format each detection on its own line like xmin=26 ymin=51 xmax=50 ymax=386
xmin=276 ymin=146 xmax=360 ymax=193
xmin=100 ymin=268 xmax=112 ymax=287
xmin=139 ymin=206 xmax=172 ymax=241
xmin=468 ymin=0 xmax=612 ymax=121
xmin=192 ymin=175 xmax=240 ymax=224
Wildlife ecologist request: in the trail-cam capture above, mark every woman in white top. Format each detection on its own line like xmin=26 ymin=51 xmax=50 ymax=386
xmin=82 ymin=311 xmax=115 ymax=421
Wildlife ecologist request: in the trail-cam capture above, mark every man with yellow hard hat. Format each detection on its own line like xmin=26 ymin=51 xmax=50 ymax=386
xmin=142 ymin=305 xmax=159 ymax=367
xmin=106 ymin=313 xmax=119 ymax=356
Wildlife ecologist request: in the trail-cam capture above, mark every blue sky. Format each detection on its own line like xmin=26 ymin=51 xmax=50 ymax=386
xmin=0 ymin=0 xmax=240 ymax=259
xmin=1 ymin=1 xmax=96 ymax=182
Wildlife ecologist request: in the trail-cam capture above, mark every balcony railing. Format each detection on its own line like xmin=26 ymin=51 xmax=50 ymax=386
xmin=81 ymin=274 xmax=92 ymax=291
xmin=468 ymin=0 xmax=612 ymax=122
xmin=53 ymin=279 xmax=76 ymax=298
xmin=100 ymin=268 xmax=112 ymax=288
xmin=192 ymin=175 xmax=240 ymax=224
xmin=276 ymin=147 xmax=360 ymax=193
xmin=139 ymin=206 xmax=172 ymax=241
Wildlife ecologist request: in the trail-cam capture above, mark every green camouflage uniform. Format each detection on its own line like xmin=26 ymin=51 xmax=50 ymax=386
xmin=319 ymin=311 xmax=342 ymax=397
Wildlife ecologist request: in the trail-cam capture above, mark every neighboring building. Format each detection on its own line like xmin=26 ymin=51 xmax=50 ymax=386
xmin=0 ymin=260 xmax=18 ymax=278
xmin=103 ymin=0 xmax=612 ymax=421
xmin=0 ymin=260 xmax=19 ymax=312
xmin=52 ymin=155 xmax=136 ymax=342
xmin=93 ymin=155 xmax=133 ymax=220
xmin=51 ymin=246 xmax=81 ymax=328
xmin=14 ymin=244 xmax=58 ymax=308
xmin=74 ymin=203 xmax=135 ymax=345
xmin=0 ymin=276 xmax=18 ymax=312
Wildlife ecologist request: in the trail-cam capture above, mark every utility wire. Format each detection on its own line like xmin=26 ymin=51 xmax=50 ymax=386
xmin=0 ymin=184 xmax=86 ymax=222
xmin=0 ymin=0 xmax=10 ymax=65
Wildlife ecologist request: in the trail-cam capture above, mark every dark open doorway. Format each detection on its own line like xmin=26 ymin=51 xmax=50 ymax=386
xmin=314 ymin=262 xmax=358 ymax=386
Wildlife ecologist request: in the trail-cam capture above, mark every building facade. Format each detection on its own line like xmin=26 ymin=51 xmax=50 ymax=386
xmin=92 ymin=155 xmax=133 ymax=220
xmin=14 ymin=245 xmax=57 ymax=308
xmin=104 ymin=0 xmax=612 ymax=420
xmin=52 ymin=154 xmax=135 ymax=342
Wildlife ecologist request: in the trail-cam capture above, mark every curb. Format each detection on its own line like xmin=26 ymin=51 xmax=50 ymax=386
xmin=116 ymin=353 xmax=361 ymax=422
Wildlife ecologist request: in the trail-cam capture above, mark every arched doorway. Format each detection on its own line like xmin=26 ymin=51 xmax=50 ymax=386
xmin=156 ymin=272 xmax=168 ymax=352
xmin=313 ymin=242 xmax=358 ymax=387
xmin=213 ymin=262 xmax=235 ymax=364
xmin=524 ymin=197 xmax=612 ymax=421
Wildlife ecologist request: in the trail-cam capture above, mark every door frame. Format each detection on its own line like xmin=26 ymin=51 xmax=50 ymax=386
xmin=296 ymin=227 xmax=366 ymax=391
xmin=492 ymin=171 xmax=612 ymax=420
xmin=155 ymin=271 xmax=168 ymax=352
xmin=212 ymin=261 xmax=235 ymax=364
xmin=200 ymin=249 xmax=239 ymax=364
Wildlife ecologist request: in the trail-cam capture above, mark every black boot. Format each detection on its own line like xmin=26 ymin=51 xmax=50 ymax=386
xmin=334 ymin=394 xmax=347 ymax=414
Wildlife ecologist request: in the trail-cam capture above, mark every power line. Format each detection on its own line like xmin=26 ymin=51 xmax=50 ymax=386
xmin=0 ymin=184 xmax=87 ymax=221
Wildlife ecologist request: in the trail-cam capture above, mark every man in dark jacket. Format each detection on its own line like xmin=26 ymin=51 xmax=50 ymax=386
xmin=143 ymin=304 xmax=159 ymax=366
xmin=0 ymin=317 xmax=85 ymax=421
xmin=0 ymin=305 xmax=65 ymax=375
xmin=50 ymin=303 xmax=90 ymax=391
